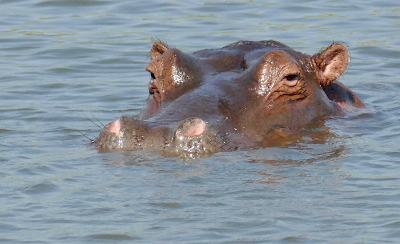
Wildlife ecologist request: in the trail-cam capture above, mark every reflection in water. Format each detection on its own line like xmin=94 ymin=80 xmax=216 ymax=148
xmin=247 ymin=139 xmax=348 ymax=184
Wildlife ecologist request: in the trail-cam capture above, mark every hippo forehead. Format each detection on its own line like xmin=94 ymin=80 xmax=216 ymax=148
xmin=148 ymin=39 xmax=310 ymax=85
xmin=175 ymin=40 xmax=314 ymax=84
xmin=191 ymin=40 xmax=311 ymax=75
xmin=217 ymin=40 xmax=291 ymax=52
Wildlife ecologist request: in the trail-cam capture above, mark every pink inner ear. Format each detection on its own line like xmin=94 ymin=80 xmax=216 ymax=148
xmin=322 ymin=56 xmax=339 ymax=77
xmin=184 ymin=121 xmax=206 ymax=137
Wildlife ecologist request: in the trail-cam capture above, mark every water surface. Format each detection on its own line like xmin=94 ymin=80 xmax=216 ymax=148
xmin=1 ymin=0 xmax=400 ymax=243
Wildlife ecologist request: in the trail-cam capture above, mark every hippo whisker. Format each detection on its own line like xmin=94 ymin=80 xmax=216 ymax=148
xmin=77 ymin=130 xmax=96 ymax=144
xmin=85 ymin=115 xmax=104 ymax=132
xmin=79 ymin=114 xmax=107 ymax=145
xmin=91 ymin=113 xmax=105 ymax=127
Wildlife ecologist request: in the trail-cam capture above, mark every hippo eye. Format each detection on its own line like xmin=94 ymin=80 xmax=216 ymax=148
xmin=284 ymin=74 xmax=300 ymax=81
xmin=282 ymin=74 xmax=301 ymax=87
xmin=148 ymin=78 xmax=158 ymax=95
xmin=149 ymin=83 xmax=161 ymax=103
xmin=149 ymin=85 xmax=157 ymax=94
xmin=150 ymin=72 xmax=156 ymax=80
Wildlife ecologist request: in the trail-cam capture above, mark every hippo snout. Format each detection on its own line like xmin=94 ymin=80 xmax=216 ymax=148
xmin=95 ymin=115 xmax=222 ymax=157
xmin=96 ymin=117 xmax=126 ymax=151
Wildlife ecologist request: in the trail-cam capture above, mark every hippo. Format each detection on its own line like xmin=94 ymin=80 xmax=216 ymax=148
xmin=95 ymin=40 xmax=364 ymax=158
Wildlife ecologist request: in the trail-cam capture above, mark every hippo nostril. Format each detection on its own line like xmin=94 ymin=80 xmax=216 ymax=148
xmin=175 ymin=118 xmax=206 ymax=140
xmin=108 ymin=118 xmax=121 ymax=135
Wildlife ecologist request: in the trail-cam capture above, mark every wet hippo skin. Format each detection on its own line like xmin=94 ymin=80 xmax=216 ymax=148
xmin=96 ymin=40 xmax=364 ymax=158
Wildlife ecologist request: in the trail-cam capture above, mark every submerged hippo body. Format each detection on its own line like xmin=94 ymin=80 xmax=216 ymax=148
xmin=96 ymin=40 xmax=364 ymax=157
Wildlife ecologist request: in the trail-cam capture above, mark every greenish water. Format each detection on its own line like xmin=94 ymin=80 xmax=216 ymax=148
xmin=1 ymin=0 xmax=400 ymax=243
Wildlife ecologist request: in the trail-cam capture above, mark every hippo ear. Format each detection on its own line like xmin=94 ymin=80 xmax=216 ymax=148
xmin=175 ymin=118 xmax=206 ymax=140
xmin=313 ymin=43 xmax=349 ymax=86
xmin=150 ymin=42 xmax=169 ymax=60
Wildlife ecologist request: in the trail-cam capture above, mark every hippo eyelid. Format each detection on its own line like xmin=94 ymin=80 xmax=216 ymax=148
xmin=284 ymin=74 xmax=300 ymax=81
xmin=149 ymin=84 xmax=157 ymax=94
xmin=282 ymin=72 xmax=301 ymax=87
xmin=280 ymin=61 xmax=302 ymax=83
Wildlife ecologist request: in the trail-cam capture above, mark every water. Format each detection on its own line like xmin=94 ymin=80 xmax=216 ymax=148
xmin=1 ymin=0 xmax=400 ymax=243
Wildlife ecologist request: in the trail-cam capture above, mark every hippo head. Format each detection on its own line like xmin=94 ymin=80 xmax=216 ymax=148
xmin=95 ymin=40 xmax=363 ymax=157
